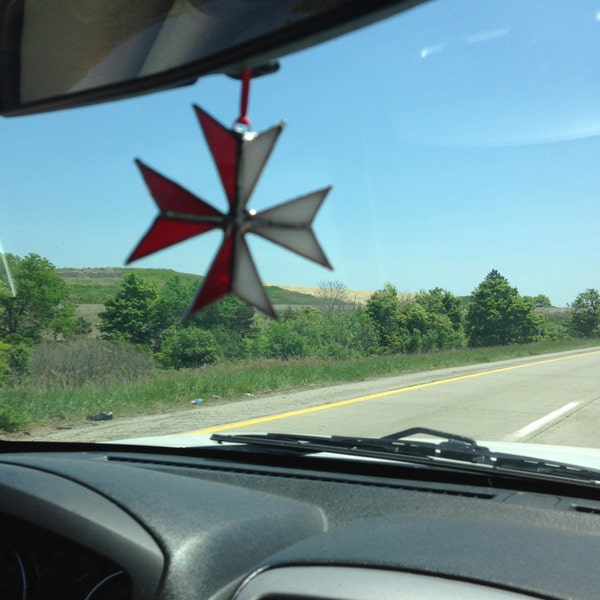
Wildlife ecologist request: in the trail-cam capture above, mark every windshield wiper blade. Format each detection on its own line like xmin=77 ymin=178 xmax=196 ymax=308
xmin=213 ymin=428 xmax=495 ymax=464
xmin=211 ymin=428 xmax=600 ymax=486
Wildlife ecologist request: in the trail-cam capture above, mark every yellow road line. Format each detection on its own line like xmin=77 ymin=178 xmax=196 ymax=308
xmin=185 ymin=349 xmax=600 ymax=435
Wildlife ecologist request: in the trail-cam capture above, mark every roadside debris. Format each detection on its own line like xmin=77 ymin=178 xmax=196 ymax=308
xmin=86 ymin=411 xmax=113 ymax=421
xmin=191 ymin=398 xmax=204 ymax=405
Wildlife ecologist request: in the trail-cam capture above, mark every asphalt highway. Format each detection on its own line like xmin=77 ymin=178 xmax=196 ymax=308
xmin=187 ymin=348 xmax=600 ymax=446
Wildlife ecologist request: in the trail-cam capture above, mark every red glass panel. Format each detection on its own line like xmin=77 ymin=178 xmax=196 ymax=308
xmin=194 ymin=106 xmax=239 ymax=207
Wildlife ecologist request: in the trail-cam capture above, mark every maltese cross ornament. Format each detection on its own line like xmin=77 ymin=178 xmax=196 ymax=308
xmin=127 ymin=105 xmax=332 ymax=318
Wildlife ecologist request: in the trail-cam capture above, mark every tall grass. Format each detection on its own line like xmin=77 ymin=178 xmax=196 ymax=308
xmin=0 ymin=338 xmax=598 ymax=432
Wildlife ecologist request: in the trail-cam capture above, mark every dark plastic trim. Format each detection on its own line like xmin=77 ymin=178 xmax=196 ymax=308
xmin=0 ymin=462 xmax=164 ymax=600
xmin=0 ymin=0 xmax=427 ymax=116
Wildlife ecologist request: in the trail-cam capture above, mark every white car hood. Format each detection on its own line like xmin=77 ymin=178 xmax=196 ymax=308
xmin=109 ymin=433 xmax=600 ymax=472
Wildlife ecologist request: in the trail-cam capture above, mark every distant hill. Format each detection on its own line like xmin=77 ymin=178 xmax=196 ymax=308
xmin=56 ymin=270 xmax=568 ymax=313
xmin=58 ymin=268 xmax=198 ymax=304
xmin=275 ymin=285 xmax=384 ymax=305
xmin=58 ymin=268 xmax=330 ymax=308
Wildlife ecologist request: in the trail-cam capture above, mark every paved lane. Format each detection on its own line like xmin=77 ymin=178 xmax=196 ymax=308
xmin=187 ymin=348 xmax=600 ymax=447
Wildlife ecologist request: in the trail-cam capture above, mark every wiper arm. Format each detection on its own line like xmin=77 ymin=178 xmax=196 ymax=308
xmin=213 ymin=427 xmax=494 ymax=464
xmin=211 ymin=428 xmax=600 ymax=487
xmin=382 ymin=426 xmax=495 ymax=463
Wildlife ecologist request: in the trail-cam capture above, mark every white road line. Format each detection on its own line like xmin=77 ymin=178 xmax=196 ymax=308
xmin=506 ymin=402 xmax=579 ymax=441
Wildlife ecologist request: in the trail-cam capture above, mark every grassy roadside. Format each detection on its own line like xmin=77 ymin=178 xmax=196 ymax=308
xmin=1 ymin=338 xmax=599 ymax=433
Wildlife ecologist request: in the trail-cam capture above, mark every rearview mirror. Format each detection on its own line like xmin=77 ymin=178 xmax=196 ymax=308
xmin=0 ymin=0 xmax=423 ymax=116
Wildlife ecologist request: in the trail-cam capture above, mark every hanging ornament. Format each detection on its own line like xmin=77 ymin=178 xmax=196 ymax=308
xmin=127 ymin=70 xmax=332 ymax=318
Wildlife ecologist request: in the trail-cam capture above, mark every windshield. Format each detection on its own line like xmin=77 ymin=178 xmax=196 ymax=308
xmin=0 ymin=0 xmax=599 ymax=461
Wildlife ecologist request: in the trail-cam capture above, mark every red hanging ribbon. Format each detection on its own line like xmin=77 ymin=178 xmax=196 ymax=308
xmin=236 ymin=69 xmax=252 ymax=127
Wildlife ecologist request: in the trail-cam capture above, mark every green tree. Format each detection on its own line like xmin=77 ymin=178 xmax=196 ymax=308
xmin=399 ymin=303 xmax=459 ymax=353
xmin=190 ymin=295 xmax=255 ymax=360
xmin=159 ymin=327 xmax=220 ymax=368
xmin=148 ymin=277 xmax=256 ymax=358
xmin=320 ymin=306 xmax=379 ymax=358
xmin=249 ymin=308 xmax=316 ymax=360
xmin=0 ymin=253 xmax=75 ymax=343
xmin=148 ymin=276 xmax=198 ymax=347
xmin=397 ymin=301 xmax=427 ymax=353
xmin=466 ymin=270 xmax=541 ymax=347
xmin=413 ymin=288 xmax=466 ymax=350
xmin=248 ymin=304 xmax=377 ymax=361
xmin=365 ymin=283 xmax=403 ymax=353
xmin=415 ymin=288 xmax=463 ymax=330
xmin=569 ymin=288 xmax=600 ymax=337
xmin=365 ymin=285 xmax=465 ymax=354
xmin=530 ymin=294 xmax=552 ymax=308
xmin=263 ymin=321 xmax=309 ymax=360
xmin=192 ymin=295 xmax=255 ymax=336
xmin=98 ymin=273 xmax=158 ymax=345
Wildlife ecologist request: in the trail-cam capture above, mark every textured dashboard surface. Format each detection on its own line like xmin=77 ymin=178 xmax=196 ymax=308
xmin=1 ymin=449 xmax=600 ymax=600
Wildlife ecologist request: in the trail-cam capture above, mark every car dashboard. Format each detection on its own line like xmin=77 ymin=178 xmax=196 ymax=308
xmin=0 ymin=446 xmax=599 ymax=600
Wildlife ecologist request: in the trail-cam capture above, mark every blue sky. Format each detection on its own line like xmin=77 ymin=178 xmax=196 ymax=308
xmin=0 ymin=0 xmax=599 ymax=307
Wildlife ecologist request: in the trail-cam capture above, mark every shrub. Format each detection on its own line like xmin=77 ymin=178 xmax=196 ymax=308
xmin=0 ymin=404 xmax=26 ymax=432
xmin=159 ymin=327 xmax=220 ymax=369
